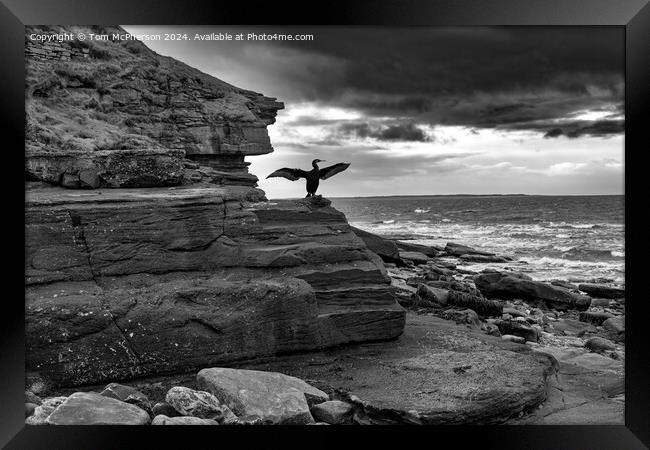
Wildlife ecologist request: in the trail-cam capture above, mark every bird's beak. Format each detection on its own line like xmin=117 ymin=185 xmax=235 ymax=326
xmin=320 ymin=160 xmax=326 ymax=162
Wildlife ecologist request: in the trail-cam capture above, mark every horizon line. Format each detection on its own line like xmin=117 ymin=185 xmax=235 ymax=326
xmin=268 ymin=193 xmax=625 ymax=200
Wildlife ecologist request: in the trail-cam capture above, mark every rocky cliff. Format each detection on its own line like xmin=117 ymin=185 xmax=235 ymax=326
xmin=25 ymin=25 xmax=283 ymax=188
xmin=25 ymin=26 xmax=405 ymax=388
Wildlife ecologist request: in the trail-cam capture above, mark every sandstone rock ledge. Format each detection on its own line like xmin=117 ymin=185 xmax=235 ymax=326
xmin=25 ymin=25 xmax=285 ymax=189
xmin=233 ymin=313 xmax=557 ymax=424
xmin=25 ymin=184 xmax=405 ymax=388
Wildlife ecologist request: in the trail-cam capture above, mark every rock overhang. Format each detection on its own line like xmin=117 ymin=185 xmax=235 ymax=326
xmin=25 ymin=25 xmax=284 ymax=189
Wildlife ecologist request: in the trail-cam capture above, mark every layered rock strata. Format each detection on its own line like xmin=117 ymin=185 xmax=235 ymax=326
xmin=25 ymin=25 xmax=404 ymax=390
xmin=25 ymin=25 xmax=283 ymax=188
xmin=25 ymin=185 xmax=405 ymax=387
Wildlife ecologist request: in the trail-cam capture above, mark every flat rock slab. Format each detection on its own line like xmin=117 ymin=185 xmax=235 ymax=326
xmin=231 ymin=313 xmax=556 ymax=424
xmin=578 ymin=283 xmax=625 ymax=299
xmin=25 ymin=183 xmax=262 ymax=206
xmin=474 ymin=272 xmax=591 ymax=311
xmin=197 ymin=368 xmax=329 ymax=425
xmin=46 ymin=392 xmax=151 ymax=425
xmin=399 ymin=251 xmax=430 ymax=265
xmin=513 ymin=345 xmax=624 ymax=424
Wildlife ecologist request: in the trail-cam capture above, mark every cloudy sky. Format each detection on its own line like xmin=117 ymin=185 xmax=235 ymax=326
xmin=124 ymin=26 xmax=624 ymax=198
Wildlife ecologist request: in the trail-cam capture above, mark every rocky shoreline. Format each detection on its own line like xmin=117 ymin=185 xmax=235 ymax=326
xmin=23 ymin=24 xmax=623 ymax=426
xmin=25 ymin=231 xmax=624 ymax=425
xmin=368 ymin=233 xmax=625 ymax=424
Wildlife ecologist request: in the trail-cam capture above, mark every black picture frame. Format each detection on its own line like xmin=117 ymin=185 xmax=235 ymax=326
xmin=2 ymin=0 xmax=648 ymax=447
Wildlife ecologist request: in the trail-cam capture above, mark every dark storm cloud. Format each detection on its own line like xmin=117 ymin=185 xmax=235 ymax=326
xmin=544 ymin=128 xmax=564 ymax=138
xmin=240 ymin=27 xmax=623 ymax=135
xmin=336 ymin=122 xmax=430 ymax=142
xmin=130 ymin=26 xmax=624 ymax=137
xmin=542 ymin=120 xmax=625 ymax=139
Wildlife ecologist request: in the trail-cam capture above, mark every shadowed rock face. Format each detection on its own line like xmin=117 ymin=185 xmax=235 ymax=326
xmin=25 ymin=25 xmax=283 ymax=188
xmin=25 ymin=185 xmax=405 ymax=388
xmin=24 ymin=27 xmax=404 ymax=390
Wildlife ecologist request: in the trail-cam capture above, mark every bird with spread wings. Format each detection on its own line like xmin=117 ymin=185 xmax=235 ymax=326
xmin=266 ymin=159 xmax=350 ymax=197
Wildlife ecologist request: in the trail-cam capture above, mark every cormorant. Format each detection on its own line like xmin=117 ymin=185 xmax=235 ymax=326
xmin=266 ymin=159 xmax=350 ymax=197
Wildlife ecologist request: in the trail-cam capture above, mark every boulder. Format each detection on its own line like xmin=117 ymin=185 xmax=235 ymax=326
xmin=445 ymin=242 xmax=495 ymax=257
xmin=474 ymin=272 xmax=591 ymax=311
xmin=494 ymin=319 xmax=540 ymax=342
xmin=603 ymin=315 xmax=625 ymax=334
xmin=152 ymin=414 xmax=218 ymax=425
xmin=552 ymin=318 xmax=597 ymax=337
xmin=447 ymin=290 xmax=503 ymax=317
xmin=152 ymin=402 xmax=181 ymax=418
xmin=25 ymin=391 xmax=42 ymax=405
xmin=197 ymin=368 xmax=329 ymax=425
xmin=165 ymin=386 xmax=235 ymax=422
xmin=590 ymin=298 xmax=611 ymax=307
xmin=578 ymin=311 xmax=614 ymax=326
xmin=424 ymin=271 xmax=453 ymax=282
xmin=394 ymin=241 xmax=441 ymax=257
xmin=310 ymin=400 xmax=353 ymax=425
xmin=100 ymin=383 xmax=152 ymax=415
xmin=425 ymin=264 xmax=454 ymax=277
xmin=46 ymin=392 xmax=151 ymax=425
xmin=441 ymin=309 xmax=481 ymax=328
xmin=482 ymin=322 xmax=502 ymax=337
xmin=25 ymin=396 xmax=67 ymax=425
xmin=417 ymin=281 xmax=503 ymax=316
xmin=351 ymin=226 xmax=403 ymax=265
xmin=578 ymin=284 xmax=625 ymax=299
xmin=399 ymin=251 xmax=430 ymax=265
xmin=603 ymin=316 xmax=625 ymax=343
xmin=584 ymin=337 xmax=617 ymax=353
xmin=416 ymin=284 xmax=449 ymax=306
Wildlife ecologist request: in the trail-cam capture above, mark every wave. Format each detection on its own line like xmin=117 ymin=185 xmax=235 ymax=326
xmin=520 ymin=256 xmax=617 ymax=268
xmin=414 ymin=208 xmax=430 ymax=213
xmin=562 ymin=247 xmax=616 ymax=261
xmin=545 ymin=222 xmax=621 ymax=230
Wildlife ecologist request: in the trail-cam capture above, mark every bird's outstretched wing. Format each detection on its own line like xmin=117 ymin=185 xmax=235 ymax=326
xmin=319 ymin=162 xmax=350 ymax=180
xmin=266 ymin=168 xmax=309 ymax=181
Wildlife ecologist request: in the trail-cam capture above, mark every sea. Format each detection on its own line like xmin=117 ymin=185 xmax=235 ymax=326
xmin=330 ymin=195 xmax=625 ymax=285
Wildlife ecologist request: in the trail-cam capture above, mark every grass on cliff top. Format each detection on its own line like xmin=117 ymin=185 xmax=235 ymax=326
xmin=25 ymin=25 xmax=267 ymax=155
